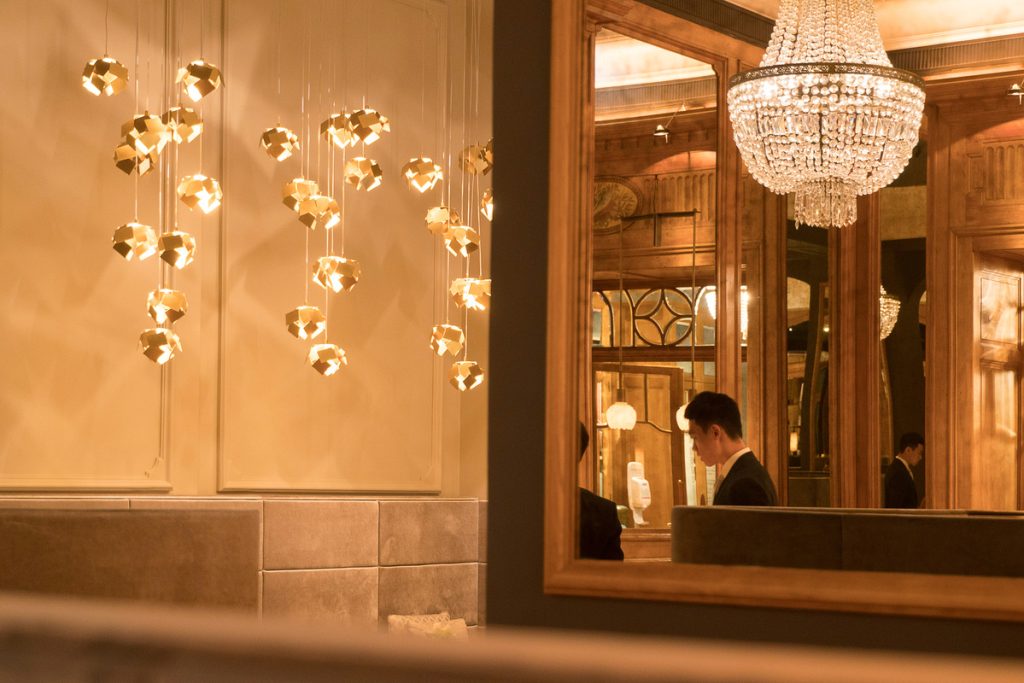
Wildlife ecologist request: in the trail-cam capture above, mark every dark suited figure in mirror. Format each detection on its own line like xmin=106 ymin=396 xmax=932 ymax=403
xmin=885 ymin=432 xmax=924 ymax=509
xmin=684 ymin=392 xmax=778 ymax=506
xmin=578 ymin=423 xmax=624 ymax=560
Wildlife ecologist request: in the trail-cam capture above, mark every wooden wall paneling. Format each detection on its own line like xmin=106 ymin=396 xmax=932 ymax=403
xmin=925 ymin=102 xmax=953 ymax=509
xmin=832 ymin=195 xmax=881 ymax=508
xmin=545 ymin=0 xmax=587 ymax=580
xmin=761 ymin=191 xmax=789 ymax=503
xmin=579 ymin=18 xmax=599 ymax=492
xmin=715 ymin=57 xmax=744 ymax=403
xmin=926 ymin=74 xmax=1024 ymax=510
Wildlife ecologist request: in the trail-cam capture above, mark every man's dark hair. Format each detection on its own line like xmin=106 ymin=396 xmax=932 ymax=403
xmin=898 ymin=432 xmax=924 ymax=453
xmin=683 ymin=391 xmax=743 ymax=439
xmin=579 ymin=422 xmax=590 ymax=461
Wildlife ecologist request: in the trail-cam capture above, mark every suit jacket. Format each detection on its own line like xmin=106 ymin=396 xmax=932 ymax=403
xmin=578 ymin=488 xmax=624 ymax=560
xmin=712 ymin=452 xmax=778 ymax=506
xmin=884 ymin=458 xmax=918 ymax=508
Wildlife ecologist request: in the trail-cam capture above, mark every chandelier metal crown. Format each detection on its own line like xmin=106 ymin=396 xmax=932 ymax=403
xmin=727 ymin=0 xmax=925 ymax=227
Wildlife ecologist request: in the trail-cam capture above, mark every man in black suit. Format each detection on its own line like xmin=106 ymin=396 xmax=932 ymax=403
xmin=683 ymin=391 xmax=778 ymax=506
xmin=885 ymin=432 xmax=924 ymax=508
xmin=578 ymin=423 xmax=624 ymax=560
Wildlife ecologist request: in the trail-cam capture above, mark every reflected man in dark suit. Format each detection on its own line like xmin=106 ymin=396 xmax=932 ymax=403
xmin=578 ymin=423 xmax=624 ymax=560
xmin=683 ymin=391 xmax=778 ymax=506
xmin=885 ymin=432 xmax=924 ymax=509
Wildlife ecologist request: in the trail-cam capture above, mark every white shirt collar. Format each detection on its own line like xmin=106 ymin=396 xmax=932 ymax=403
xmin=719 ymin=446 xmax=752 ymax=482
xmin=895 ymin=455 xmax=915 ymax=479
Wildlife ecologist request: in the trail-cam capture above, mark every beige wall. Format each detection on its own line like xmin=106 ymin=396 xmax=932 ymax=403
xmin=0 ymin=0 xmax=490 ymax=496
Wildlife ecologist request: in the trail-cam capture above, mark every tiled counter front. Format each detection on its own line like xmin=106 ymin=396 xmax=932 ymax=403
xmin=0 ymin=497 xmax=487 ymax=628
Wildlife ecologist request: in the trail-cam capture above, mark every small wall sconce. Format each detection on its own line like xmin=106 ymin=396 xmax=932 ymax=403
xmin=652 ymin=103 xmax=686 ymax=142
xmin=1008 ymin=80 xmax=1024 ymax=104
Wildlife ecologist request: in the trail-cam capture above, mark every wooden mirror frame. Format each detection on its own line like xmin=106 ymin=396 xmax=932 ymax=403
xmin=544 ymin=0 xmax=1024 ymax=621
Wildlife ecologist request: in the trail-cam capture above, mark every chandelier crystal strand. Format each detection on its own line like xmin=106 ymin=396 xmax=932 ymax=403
xmin=879 ymin=286 xmax=901 ymax=340
xmin=727 ymin=0 xmax=925 ymax=228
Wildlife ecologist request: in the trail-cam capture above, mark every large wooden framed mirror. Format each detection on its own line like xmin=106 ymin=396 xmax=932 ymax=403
xmin=545 ymin=0 xmax=1024 ymax=620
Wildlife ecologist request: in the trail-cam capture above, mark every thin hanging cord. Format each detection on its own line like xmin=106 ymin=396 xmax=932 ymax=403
xmin=276 ymin=0 xmax=282 ymax=123
xmin=133 ymin=0 xmax=140 ymax=220
xmin=617 ymin=220 xmax=625 ymax=395
xmin=200 ymin=0 xmax=205 ymax=59
xmin=690 ymin=208 xmax=697 ymax=397
xmin=104 ymin=0 xmax=110 ymax=55
xmin=341 ymin=144 xmax=346 ymax=256
xmin=172 ymin=0 xmax=181 ymax=232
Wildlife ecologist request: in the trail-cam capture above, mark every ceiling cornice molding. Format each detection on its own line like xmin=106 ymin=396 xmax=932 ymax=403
xmin=639 ymin=0 xmax=1024 ymax=78
xmin=638 ymin=0 xmax=772 ymax=48
xmin=890 ymin=34 xmax=1024 ymax=79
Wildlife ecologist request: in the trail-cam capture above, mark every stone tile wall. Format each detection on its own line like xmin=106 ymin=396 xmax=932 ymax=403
xmin=0 ymin=497 xmax=487 ymax=628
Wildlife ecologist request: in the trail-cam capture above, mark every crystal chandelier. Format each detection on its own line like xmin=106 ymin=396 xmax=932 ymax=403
xmin=727 ymin=0 xmax=925 ymax=227
xmin=879 ymin=286 xmax=900 ymax=340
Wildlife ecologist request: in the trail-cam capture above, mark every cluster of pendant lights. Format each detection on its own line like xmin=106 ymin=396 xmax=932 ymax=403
xmin=264 ymin=105 xmax=392 ymax=377
xmin=256 ymin=4 xmax=491 ymax=391
xmin=86 ymin=2 xmax=491 ymax=396
xmin=85 ymin=3 xmax=223 ymax=366
xmin=430 ymin=139 xmax=493 ymax=392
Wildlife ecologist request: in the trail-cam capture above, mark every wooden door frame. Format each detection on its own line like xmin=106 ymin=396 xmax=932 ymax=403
xmin=952 ymin=234 xmax=1024 ymax=509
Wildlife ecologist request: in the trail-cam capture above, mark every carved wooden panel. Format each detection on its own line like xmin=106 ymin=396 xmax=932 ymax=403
xmin=982 ymin=140 xmax=1024 ymax=203
xmin=953 ymin=118 xmax=1024 ymax=228
xmin=593 ymin=169 xmax=717 ymax=281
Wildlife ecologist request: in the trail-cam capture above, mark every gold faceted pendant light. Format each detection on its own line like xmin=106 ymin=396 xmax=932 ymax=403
xmin=158 ymin=231 xmax=197 ymax=269
xmin=313 ymin=256 xmax=361 ymax=293
xmin=122 ymin=112 xmax=172 ymax=156
xmin=449 ymin=360 xmax=485 ymax=392
xmin=308 ymin=343 xmax=347 ymax=376
xmin=450 ymin=278 xmax=491 ymax=312
xmin=177 ymin=174 xmax=223 ymax=214
xmin=83 ymin=56 xmax=129 ymax=96
xmin=402 ymin=158 xmax=443 ymax=193
xmin=459 ymin=141 xmax=493 ymax=175
xmin=321 ymin=113 xmax=356 ymax=149
xmin=344 ymin=157 xmax=383 ymax=192
xmin=480 ymin=188 xmax=493 ymax=221
xmin=443 ymin=225 xmax=480 ymax=258
xmin=163 ymin=107 xmax=203 ymax=143
xmin=425 ymin=206 xmax=461 ymax=236
xmin=139 ymin=327 xmax=183 ymax=365
xmin=285 ymin=305 xmax=327 ymax=341
xmin=112 ymin=222 xmax=158 ymax=261
xmin=260 ymin=126 xmax=300 ymax=161
xmin=297 ymin=194 xmax=341 ymax=230
xmin=283 ymin=178 xmax=320 ymax=212
xmin=430 ymin=324 xmax=465 ymax=357
xmin=147 ymin=288 xmax=188 ymax=325
xmin=113 ymin=142 xmax=157 ymax=176
xmin=347 ymin=108 xmax=390 ymax=145
xmin=177 ymin=59 xmax=223 ymax=102
xmin=727 ymin=0 xmax=924 ymax=227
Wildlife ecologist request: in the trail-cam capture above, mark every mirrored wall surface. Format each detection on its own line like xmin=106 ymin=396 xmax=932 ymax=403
xmin=580 ymin=27 xmax=718 ymax=555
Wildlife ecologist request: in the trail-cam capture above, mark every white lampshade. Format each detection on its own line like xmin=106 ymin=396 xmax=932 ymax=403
xmin=607 ymin=401 xmax=637 ymax=430
xmin=675 ymin=403 xmax=689 ymax=432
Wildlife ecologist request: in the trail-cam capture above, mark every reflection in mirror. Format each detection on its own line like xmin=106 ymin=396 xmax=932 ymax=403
xmin=786 ymin=215 xmax=833 ymax=506
xmin=879 ymin=143 xmax=927 ymax=506
xmin=580 ymin=28 xmax=717 ymax=559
